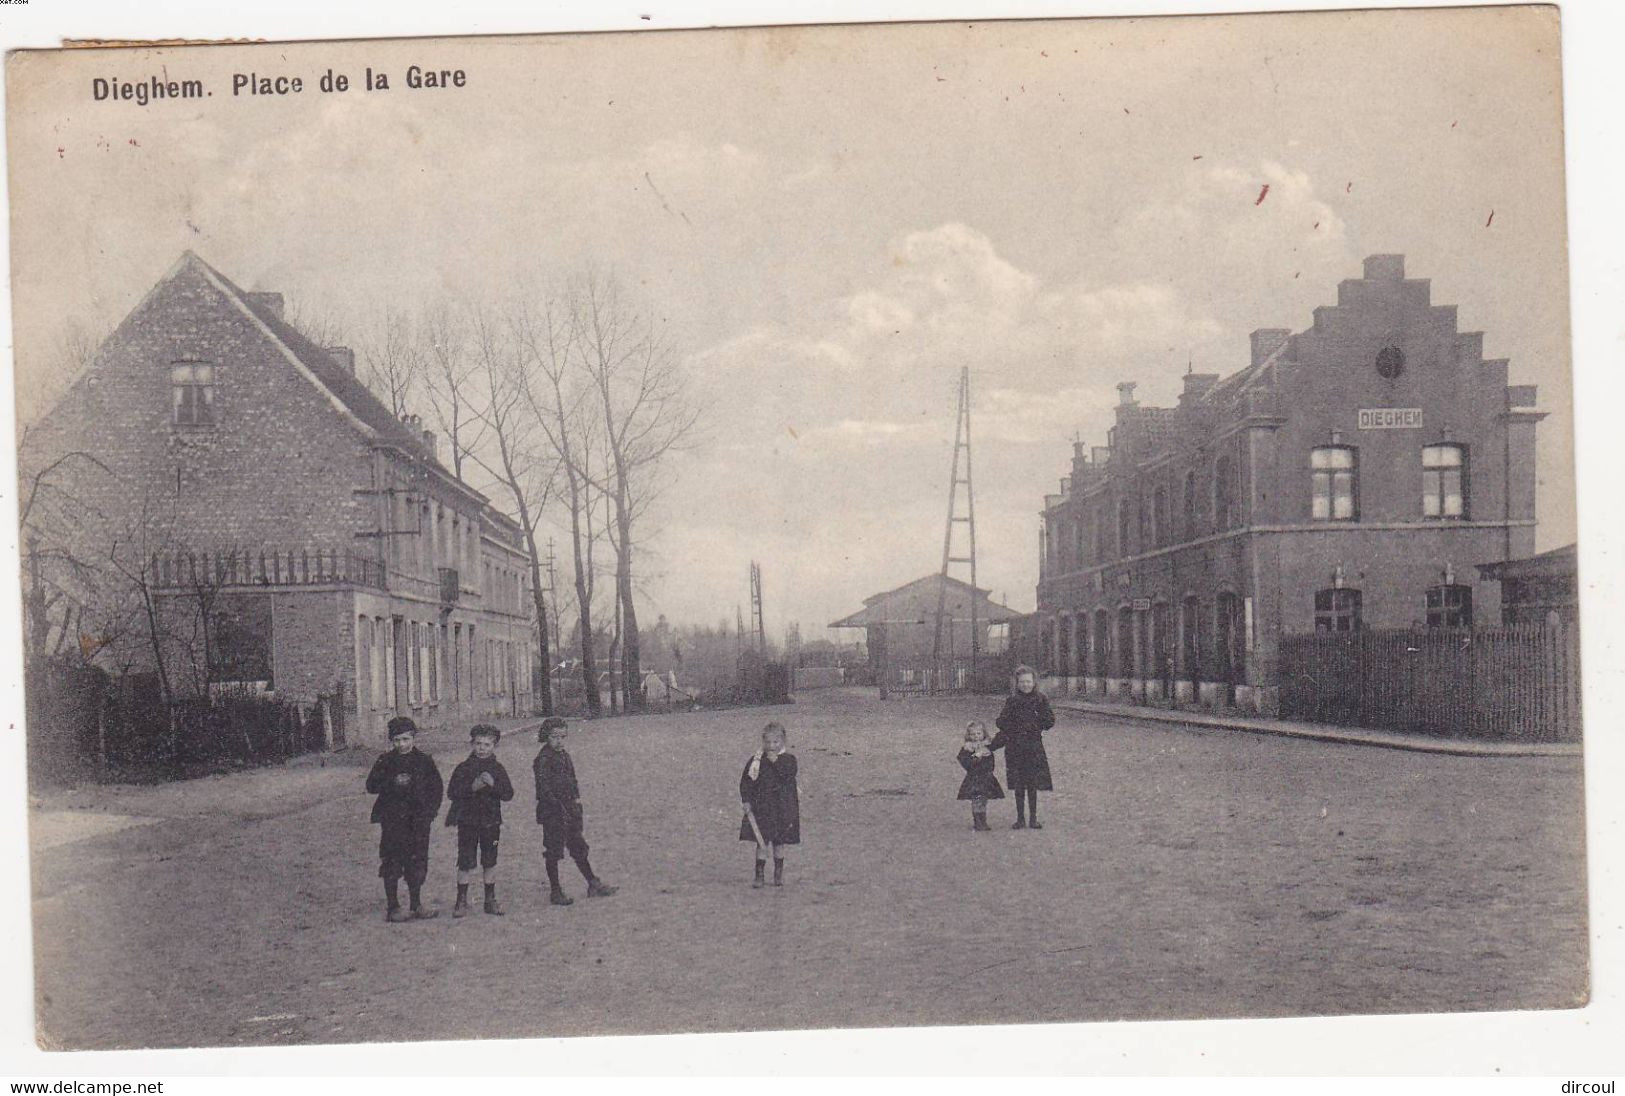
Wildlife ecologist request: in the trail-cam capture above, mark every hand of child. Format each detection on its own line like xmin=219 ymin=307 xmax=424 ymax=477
xmin=474 ymin=772 xmax=494 ymax=789
xmin=394 ymin=772 xmax=411 ymax=787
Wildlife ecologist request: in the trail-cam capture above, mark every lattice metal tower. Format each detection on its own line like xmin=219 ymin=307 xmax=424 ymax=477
xmin=931 ymin=367 xmax=979 ymax=690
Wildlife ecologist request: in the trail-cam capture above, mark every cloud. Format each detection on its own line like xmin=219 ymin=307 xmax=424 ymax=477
xmin=664 ymin=220 xmax=1233 ymax=632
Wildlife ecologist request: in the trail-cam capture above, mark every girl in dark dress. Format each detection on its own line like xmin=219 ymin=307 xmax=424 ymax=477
xmin=739 ymin=721 xmax=800 ymax=888
xmin=956 ymin=720 xmax=1004 ymax=831
xmin=991 ymin=664 xmax=1055 ymax=829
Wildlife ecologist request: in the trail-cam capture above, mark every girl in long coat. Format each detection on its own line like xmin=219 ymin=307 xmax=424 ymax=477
xmin=991 ymin=665 xmax=1055 ymax=829
xmin=739 ymin=722 xmax=800 ymax=888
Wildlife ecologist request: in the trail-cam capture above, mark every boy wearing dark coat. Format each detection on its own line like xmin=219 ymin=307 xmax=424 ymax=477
xmin=445 ymin=724 xmax=515 ymax=918
xmin=533 ymin=717 xmax=617 ymax=907
xmin=739 ymin=722 xmax=800 ymax=887
xmin=956 ymin=719 xmax=1004 ymax=831
xmin=366 ymin=716 xmax=445 ymax=922
xmin=991 ymin=665 xmax=1055 ymax=829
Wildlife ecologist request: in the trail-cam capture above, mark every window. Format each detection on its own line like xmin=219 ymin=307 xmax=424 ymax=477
xmin=1314 ymin=588 xmax=1362 ymax=632
xmin=1118 ymin=499 xmax=1132 ymax=558
xmin=1311 ymin=447 xmax=1358 ymax=521
xmin=1214 ymin=456 xmax=1236 ymax=530
xmin=1073 ymin=521 xmax=1085 ymax=568
xmin=1095 ymin=509 xmax=1109 ymax=562
xmin=171 ymin=362 xmax=215 ymax=425
xmin=1153 ymin=484 xmax=1169 ymax=547
xmin=1426 ymin=584 xmax=1473 ymax=628
xmin=1423 ymin=444 xmax=1466 ymax=519
xmin=1183 ymin=470 xmax=1198 ymax=541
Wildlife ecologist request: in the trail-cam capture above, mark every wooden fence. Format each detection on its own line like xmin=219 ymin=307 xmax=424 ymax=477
xmin=1279 ymin=625 xmax=1581 ymax=743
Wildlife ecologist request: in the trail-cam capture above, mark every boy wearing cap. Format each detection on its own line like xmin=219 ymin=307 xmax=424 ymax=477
xmin=533 ymin=716 xmax=617 ymax=906
xmin=366 ymin=716 xmax=445 ymax=922
xmin=444 ymin=724 xmax=515 ymax=917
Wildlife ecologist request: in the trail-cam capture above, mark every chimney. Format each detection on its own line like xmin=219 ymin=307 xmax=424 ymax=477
xmin=1249 ymin=329 xmax=1292 ymax=366
xmin=1073 ymin=441 xmax=1087 ymax=461
xmin=1116 ymin=381 xmax=1139 ymax=407
xmin=422 ymin=429 xmax=437 ymax=459
xmin=1363 ymin=254 xmax=1405 ymax=281
xmin=325 ymin=346 xmax=356 ymax=374
xmin=245 ymin=291 xmax=285 ymax=320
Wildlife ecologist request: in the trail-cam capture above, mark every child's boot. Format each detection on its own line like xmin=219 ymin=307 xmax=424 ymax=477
xmin=587 ymin=878 xmax=618 ymax=898
xmin=753 ymin=860 xmax=766 ymax=889
xmin=549 ymin=884 xmax=574 ymax=906
xmin=453 ymin=884 xmax=470 ymax=919
xmin=483 ymin=883 xmax=505 ymax=916
xmin=385 ymin=877 xmax=409 ymax=923
xmin=973 ymin=810 xmax=989 ymax=831
xmin=772 ymin=858 xmax=785 ymax=887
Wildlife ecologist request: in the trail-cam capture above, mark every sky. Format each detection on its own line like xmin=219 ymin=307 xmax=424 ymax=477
xmin=5 ymin=7 xmax=1573 ymax=640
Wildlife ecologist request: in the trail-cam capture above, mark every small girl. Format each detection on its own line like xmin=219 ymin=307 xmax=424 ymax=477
xmin=956 ymin=720 xmax=1004 ymax=831
xmin=991 ymin=664 xmax=1056 ymax=829
xmin=739 ymin=721 xmax=801 ymax=888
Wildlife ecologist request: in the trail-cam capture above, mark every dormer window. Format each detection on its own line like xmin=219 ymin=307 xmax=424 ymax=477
xmin=171 ymin=362 xmax=215 ymax=426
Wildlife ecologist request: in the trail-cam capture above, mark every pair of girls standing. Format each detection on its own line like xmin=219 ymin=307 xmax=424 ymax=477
xmin=957 ymin=665 xmax=1055 ymax=830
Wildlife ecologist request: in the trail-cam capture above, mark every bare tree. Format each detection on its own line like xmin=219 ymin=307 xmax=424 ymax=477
xmin=419 ymin=306 xmax=488 ymax=480
xmin=511 ymin=296 xmax=605 ymax=716
xmin=283 ymin=299 xmax=348 ymax=351
xmin=465 ymin=306 xmax=557 ymax=716
xmin=568 ymin=273 xmax=700 ymax=712
xmin=356 ymin=307 xmax=423 ymax=418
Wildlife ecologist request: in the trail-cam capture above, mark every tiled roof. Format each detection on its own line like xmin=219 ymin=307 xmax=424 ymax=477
xmin=186 ymin=252 xmax=438 ymax=463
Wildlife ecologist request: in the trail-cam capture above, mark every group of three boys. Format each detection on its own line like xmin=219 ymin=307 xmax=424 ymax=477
xmin=365 ymin=714 xmax=616 ymax=923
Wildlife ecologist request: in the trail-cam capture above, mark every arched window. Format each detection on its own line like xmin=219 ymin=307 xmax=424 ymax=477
xmin=1423 ymin=444 xmax=1467 ymax=519
xmin=1426 ymin=584 xmax=1473 ymax=628
xmin=1311 ymin=446 xmax=1358 ymax=522
xmin=1314 ymin=588 xmax=1362 ymax=632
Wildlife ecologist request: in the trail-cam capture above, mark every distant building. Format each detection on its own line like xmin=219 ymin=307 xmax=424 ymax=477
xmin=1033 ymin=255 xmax=1546 ymax=713
xmin=23 ymin=252 xmax=536 ymax=743
xmin=831 ymin=573 xmax=1021 ymax=689
xmin=1477 ymin=544 xmax=1578 ymax=626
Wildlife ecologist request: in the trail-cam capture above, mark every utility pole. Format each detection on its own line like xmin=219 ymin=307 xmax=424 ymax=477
xmin=749 ymin=560 xmax=766 ymax=654
xmin=544 ymin=537 xmax=561 ymax=657
xmin=931 ymin=366 xmax=980 ymax=693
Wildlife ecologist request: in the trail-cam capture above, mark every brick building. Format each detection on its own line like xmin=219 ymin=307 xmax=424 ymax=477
xmin=1033 ymin=255 xmax=1546 ymax=713
xmin=23 ymin=252 xmax=535 ymax=743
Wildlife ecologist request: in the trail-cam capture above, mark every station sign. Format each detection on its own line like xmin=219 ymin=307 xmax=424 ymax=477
xmin=1358 ymin=407 xmax=1424 ymax=430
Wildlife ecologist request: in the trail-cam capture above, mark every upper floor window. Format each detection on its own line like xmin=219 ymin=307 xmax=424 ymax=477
xmin=1214 ymin=455 xmax=1237 ymax=530
xmin=1311 ymin=446 xmax=1358 ymax=521
xmin=1153 ymin=484 xmax=1169 ymax=547
xmin=171 ymin=362 xmax=215 ymax=426
xmin=1314 ymin=588 xmax=1362 ymax=632
xmin=1073 ymin=520 xmax=1085 ymax=569
xmin=1423 ymin=444 xmax=1467 ymax=519
xmin=1183 ymin=470 xmax=1198 ymax=541
xmin=1118 ymin=499 xmax=1132 ymax=558
xmin=1426 ymin=584 xmax=1473 ymax=628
